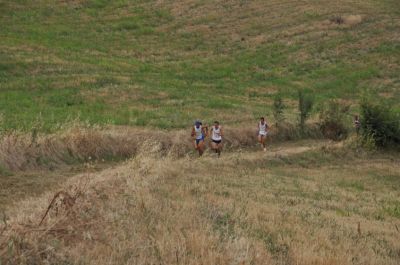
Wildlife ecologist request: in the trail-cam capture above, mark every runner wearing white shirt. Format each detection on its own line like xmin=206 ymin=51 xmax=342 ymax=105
xmin=191 ymin=120 xmax=208 ymax=156
xmin=258 ymin=117 xmax=269 ymax=151
xmin=210 ymin=121 xmax=224 ymax=157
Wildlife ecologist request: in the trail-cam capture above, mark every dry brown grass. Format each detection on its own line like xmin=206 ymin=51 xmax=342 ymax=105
xmin=157 ymin=0 xmax=385 ymax=48
xmin=0 ymin=138 xmax=399 ymax=264
xmin=0 ymin=123 xmax=323 ymax=173
xmin=0 ymin=123 xmax=322 ymax=209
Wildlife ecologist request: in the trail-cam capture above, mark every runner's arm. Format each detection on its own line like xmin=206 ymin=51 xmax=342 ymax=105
xmin=203 ymin=125 xmax=209 ymax=137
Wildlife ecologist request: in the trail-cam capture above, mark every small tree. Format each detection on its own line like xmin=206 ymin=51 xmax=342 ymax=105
xmin=272 ymin=93 xmax=285 ymax=127
xmin=298 ymin=89 xmax=314 ymax=131
xmin=319 ymin=100 xmax=350 ymax=140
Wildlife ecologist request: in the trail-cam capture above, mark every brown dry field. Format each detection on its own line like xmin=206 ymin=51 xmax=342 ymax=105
xmin=0 ymin=128 xmax=399 ymax=264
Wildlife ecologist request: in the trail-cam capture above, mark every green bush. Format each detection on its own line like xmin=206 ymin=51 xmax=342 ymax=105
xmin=360 ymin=99 xmax=400 ymax=148
xmin=298 ymin=90 xmax=314 ymax=131
xmin=272 ymin=93 xmax=285 ymax=127
xmin=319 ymin=100 xmax=350 ymax=140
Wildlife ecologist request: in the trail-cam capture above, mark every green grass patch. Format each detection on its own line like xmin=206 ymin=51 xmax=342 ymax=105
xmin=0 ymin=164 xmax=13 ymax=177
xmin=337 ymin=179 xmax=365 ymax=192
xmin=0 ymin=0 xmax=399 ymax=131
xmin=383 ymin=201 xmax=400 ymax=218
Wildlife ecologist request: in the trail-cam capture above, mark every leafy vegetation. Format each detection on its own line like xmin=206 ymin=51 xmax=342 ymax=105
xmin=319 ymin=100 xmax=350 ymax=140
xmin=360 ymin=98 xmax=400 ymax=148
xmin=298 ymin=89 xmax=314 ymax=131
xmin=272 ymin=92 xmax=285 ymax=127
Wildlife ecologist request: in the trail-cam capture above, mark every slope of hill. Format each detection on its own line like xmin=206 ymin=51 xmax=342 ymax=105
xmin=0 ymin=0 xmax=399 ymax=130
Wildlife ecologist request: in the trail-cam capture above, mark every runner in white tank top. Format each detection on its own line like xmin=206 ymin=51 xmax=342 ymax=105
xmin=257 ymin=117 xmax=269 ymax=151
xmin=191 ymin=120 xmax=208 ymax=156
xmin=210 ymin=121 xmax=224 ymax=157
xmin=194 ymin=125 xmax=204 ymax=140
xmin=211 ymin=126 xmax=222 ymax=141
xmin=259 ymin=122 xmax=267 ymax=136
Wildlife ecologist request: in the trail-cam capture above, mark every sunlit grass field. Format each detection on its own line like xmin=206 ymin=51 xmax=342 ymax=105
xmin=0 ymin=0 xmax=399 ymax=131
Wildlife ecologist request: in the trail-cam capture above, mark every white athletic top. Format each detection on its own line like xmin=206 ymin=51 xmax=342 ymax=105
xmin=259 ymin=122 xmax=268 ymax=136
xmin=194 ymin=125 xmax=203 ymax=139
xmin=211 ymin=126 xmax=222 ymax=141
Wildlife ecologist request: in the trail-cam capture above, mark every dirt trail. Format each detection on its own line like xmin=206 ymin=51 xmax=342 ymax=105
xmin=202 ymin=139 xmax=329 ymax=160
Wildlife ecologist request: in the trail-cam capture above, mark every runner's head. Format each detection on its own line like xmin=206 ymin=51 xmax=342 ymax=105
xmin=195 ymin=120 xmax=202 ymax=128
xmin=214 ymin=121 xmax=219 ymax=129
xmin=260 ymin=117 xmax=265 ymax=124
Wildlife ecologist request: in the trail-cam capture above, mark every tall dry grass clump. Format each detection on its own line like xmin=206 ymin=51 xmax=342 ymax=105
xmin=0 ymin=123 xmax=323 ymax=173
xmin=0 ymin=126 xmax=135 ymax=171
xmin=0 ymin=125 xmax=186 ymax=172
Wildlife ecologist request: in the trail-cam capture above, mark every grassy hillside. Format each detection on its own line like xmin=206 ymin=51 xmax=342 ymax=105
xmin=2 ymin=140 xmax=399 ymax=264
xmin=1 ymin=2 xmax=399 ymax=263
xmin=0 ymin=0 xmax=399 ymax=131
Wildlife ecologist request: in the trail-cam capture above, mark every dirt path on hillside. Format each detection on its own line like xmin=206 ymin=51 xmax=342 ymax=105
xmin=208 ymin=139 xmax=329 ymax=160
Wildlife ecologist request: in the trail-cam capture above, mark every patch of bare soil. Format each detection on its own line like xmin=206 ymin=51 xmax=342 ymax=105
xmin=329 ymin=14 xmax=363 ymax=26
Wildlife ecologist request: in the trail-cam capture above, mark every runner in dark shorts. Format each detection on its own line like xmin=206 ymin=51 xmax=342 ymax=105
xmin=191 ymin=120 xmax=208 ymax=156
xmin=210 ymin=121 xmax=224 ymax=157
xmin=258 ymin=117 xmax=269 ymax=151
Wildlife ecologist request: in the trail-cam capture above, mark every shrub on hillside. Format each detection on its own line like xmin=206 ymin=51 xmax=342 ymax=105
xmin=272 ymin=93 xmax=285 ymax=127
xmin=319 ymin=100 xmax=350 ymax=140
xmin=360 ymin=99 xmax=400 ymax=148
xmin=273 ymin=122 xmax=322 ymax=141
xmin=298 ymin=90 xmax=314 ymax=131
